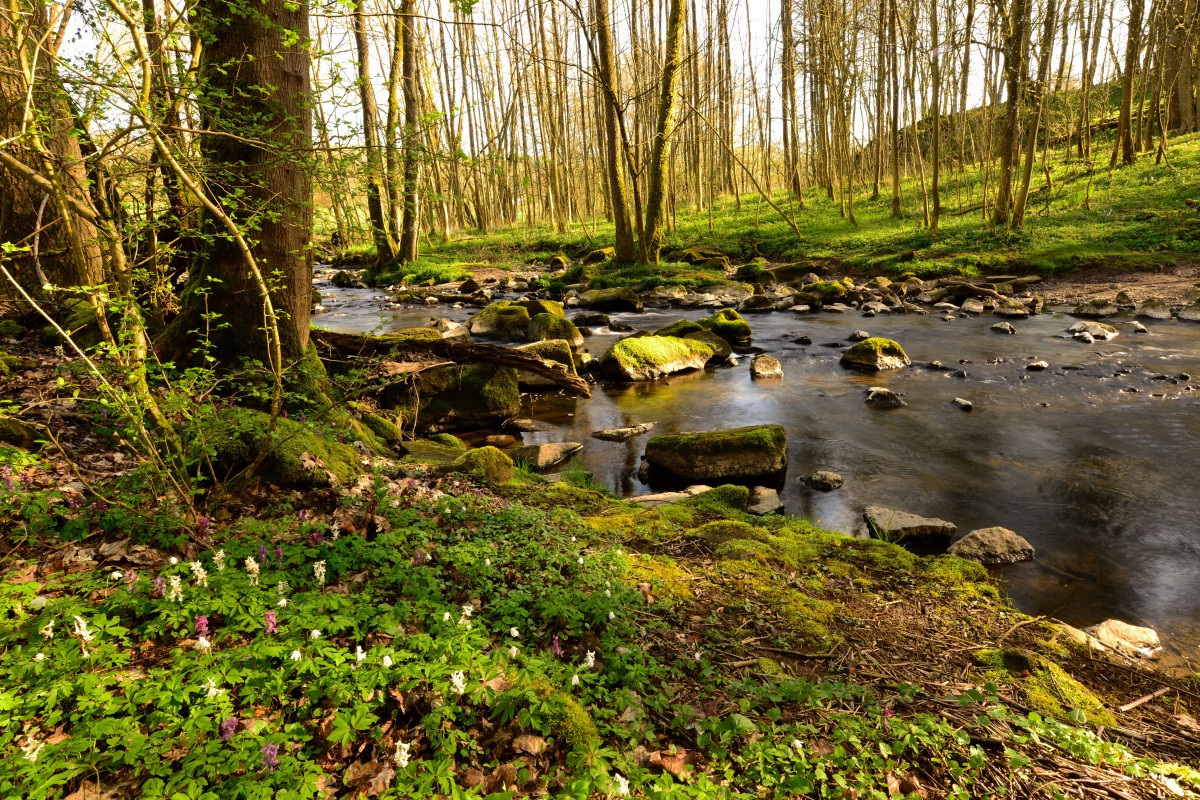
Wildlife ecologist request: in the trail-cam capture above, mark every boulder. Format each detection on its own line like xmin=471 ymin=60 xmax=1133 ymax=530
xmin=526 ymin=313 xmax=584 ymax=347
xmin=994 ymin=299 xmax=1032 ymax=318
xmin=573 ymin=312 xmax=610 ymax=327
xmin=952 ymin=397 xmax=974 ymax=411
xmin=654 ymin=319 xmax=705 ymax=338
xmin=751 ymin=354 xmax=783 ymax=380
xmin=1071 ymin=298 xmax=1119 ymax=318
xmin=331 ymin=270 xmax=358 ymax=288
xmin=697 ymin=308 xmax=752 ymax=346
xmin=839 ymin=337 xmax=911 ymax=371
xmin=645 ymin=424 xmax=788 ymax=481
xmin=1114 ymin=290 xmax=1135 ymax=307
xmin=1135 ymin=298 xmax=1173 ymax=320
xmin=579 ymin=287 xmax=643 ymax=312
xmin=863 ymin=506 xmax=956 ymax=543
xmin=583 ymin=247 xmax=616 ymax=264
xmin=1179 ymin=304 xmax=1200 ymax=322
xmin=992 ymin=321 xmax=1017 ymax=335
xmin=961 ymin=298 xmax=986 ymax=314
xmin=506 ymin=418 xmax=556 ymax=432
xmin=518 ymin=298 xmax=565 ymax=318
xmin=511 ymin=442 xmax=583 ymax=470
xmin=804 ymin=470 xmax=843 ymax=490
xmin=747 ymin=486 xmax=783 ymax=516
xmin=468 ymin=301 xmax=532 ymax=340
xmin=458 ymin=277 xmax=482 ymax=294
xmin=683 ymin=330 xmax=732 ymax=363
xmin=515 ymin=340 xmax=578 ymax=388
xmin=381 ymin=363 xmax=520 ymax=433
xmin=399 ymin=439 xmax=468 ymax=465
xmin=865 ymin=386 xmax=906 ymax=408
xmin=1067 ymin=321 xmax=1119 ymax=340
xmin=948 ymin=527 xmax=1035 ymax=564
xmin=598 ymin=336 xmax=713 ymax=381
xmin=449 ymin=447 xmax=514 ymax=484
xmin=431 ymin=318 xmax=470 ymax=340
xmin=849 ymin=330 xmax=871 ymax=341
xmin=591 ymin=422 xmax=655 ymax=442
xmin=738 ymin=295 xmax=779 ymax=313
xmin=1083 ymin=619 xmax=1161 ymax=659
xmin=1026 ymin=360 xmax=1049 ymax=371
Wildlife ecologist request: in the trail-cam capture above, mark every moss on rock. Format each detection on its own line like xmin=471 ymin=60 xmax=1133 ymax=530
xmin=526 ymin=313 xmax=584 ymax=347
xmin=468 ymin=301 xmax=532 ymax=340
xmin=382 ymin=363 xmax=521 ymax=433
xmin=645 ymin=425 xmax=787 ymax=481
xmin=0 ymin=320 xmax=26 ymax=339
xmin=203 ymin=408 xmax=363 ymax=488
xmin=599 ymin=336 xmax=712 ymax=381
xmin=839 ymin=337 xmax=911 ymax=371
xmin=684 ymin=330 xmax=732 ymax=362
xmin=697 ymin=308 xmax=752 ymax=345
xmin=0 ymin=417 xmax=39 ymax=450
xmin=399 ymin=439 xmax=467 ymax=465
xmin=428 ymin=432 xmax=468 ymax=450
xmin=449 ymin=446 xmax=514 ymax=484
xmin=973 ymin=648 xmax=1115 ymax=726
xmin=578 ymin=287 xmax=643 ymax=312
xmin=654 ymin=319 xmax=705 ymax=338
xmin=517 ymin=299 xmax=565 ymax=318
xmin=531 ymin=681 xmax=600 ymax=749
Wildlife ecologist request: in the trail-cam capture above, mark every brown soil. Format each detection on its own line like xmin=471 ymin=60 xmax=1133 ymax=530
xmin=1030 ymin=262 xmax=1200 ymax=306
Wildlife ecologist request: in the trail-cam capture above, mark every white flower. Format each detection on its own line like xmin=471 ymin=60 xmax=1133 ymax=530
xmin=616 ymin=549 xmax=623 ymax=556
xmin=194 ymin=636 xmax=211 ymax=651
xmin=484 ymin=558 xmax=491 ymax=566
xmin=71 ymin=615 xmax=94 ymax=642
xmin=571 ymin=673 xmax=580 ymax=687
xmin=442 ymin=612 xmax=451 ymax=622
xmin=34 ymin=652 xmax=45 ymax=662
xmin=450 ymin=670 xmax=466 ymax=695
xmin=605 ymin=581 xmax=611 ymax=588
xmin=355 ymin=645 xmax=366 ymax=663
xmin=694 ymin=651 xmax=702 ymax=661
xmin=460 ymin=603 xmax=473 ymax=618
xmin=791 ymin=739 xmax=804 ymax=753
xmin=570 ymin=536 xmax=576 ymax=542
xmin=607 ymin=611 xmax=615 ymax=621
xmin=382 ymin=655 xmax=393 ymax=669
xmin=577 ymin=557 xmax=584 ymax=565
xmin=204 ymin=677 xmax=224 ymax=698
xmin=605 ymin=589 xmax=612 ymax=598
xmin=39 ymin=621 xmax=54 ymax=639
xmin=310 ymin=629 xmax=320 ymax=640
xmin=169 ymin=557 xmax=178 ymax=565
xmin=277 ymin=580 xmax=289 ymax=596
xmin=394 ymin=740 xmax=411 ymax=769
xmin=614 ymin=773 xmax=630 ymax=796
xmin=54 ymin=345 xmax=65 ymax=358
xmin=214 ymin=550 xmax=226 ymax=572
xmin=277 ymin=598 xmax=288 ymax=607
xmin=509 ymin=627 xmax=520 ymax=638
xmin=110 ymin=571 xmax=123 ymax=581
xmin=244 ymin=557 xmax=260 ymax=586
xmin=166 ymin=575 xmax=184 ymax=602
xmin=508 ymin=645 xmax=519 ymax=658
xmin=21 ymin=739 xmax=44 ymax=762
xmin=583 ymin=650 xmax=595 ymax=669
xmin=290 ymin=650 xmax=302 ymax=661
xmin=313 ymin=560 xmax=326 ymax=586
xmin=189 ymin=561 xmax=208 ymax=588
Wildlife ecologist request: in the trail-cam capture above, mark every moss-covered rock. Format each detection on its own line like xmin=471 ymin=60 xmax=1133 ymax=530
xmin=354 ymin=407 xmax=406 ymax=446
xmin=427 ymin=433 xmax=468 ymax=450
xmin=530 ymin=681 xmax=600 ymax=749
xmin=578 ymin=287 xmax=643 ymax=312
xmin=449 ymin=446 xmax=514 ymax=484
xmin=583 ymin=247 xmax=616 ymax=264
xmin=645 ymin=425 xmax=787 ymax=481
xmin=517 ymin=299 xmax=565 ymax=318
xmin=683 ymin=330 xmax=731 ymax=362
xmin=598 ymin=336 xmax=712 ymax=381
xmin=654 ymin=319 xmax=705 ymax=338
xmin=381 ymin=364 xmax=521 ymax=433
xmin=468 ymin=301 xmax=532 ymax=341
xmin=973 ymin=648 xmax=1115 ymax=726
xmin=399 ymin=439 xmax=467 ymax=464
xmin=526 ymin=313 xmax=584 ymax=347
xmin=768 ymin=262 xmax=822 ymax=284
xmin=331 ymin=270 xmax=358 ymax=288
xmin=800 ymin=280 xmax=847 ymax=300
xmin=697 ymin=309 xmax=752 ymax=346
xmin=839 ymin=337 xmax=911 ymax=371
xmin=515 ymin=339 xmax=579 ymax=388
xmin=689 ymin=519 xmax=772 ymax=547
xmin=0 ymin=417 xmax=39 ymax=450
xmin=203 ymin=408 xmax=363 ymax=488
xmin=391 ymin=327 xmax=443 ymax=343
xmin=0 ymin=320 xmax=26 ymax=339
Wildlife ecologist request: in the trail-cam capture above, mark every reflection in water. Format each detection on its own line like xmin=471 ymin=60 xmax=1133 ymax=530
xmin=316 ymin=276 xmax=1200 ymax=670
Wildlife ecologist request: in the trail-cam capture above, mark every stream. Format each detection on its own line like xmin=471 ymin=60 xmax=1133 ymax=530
xmin=315 ymin=276 xmax=1200 ymax=670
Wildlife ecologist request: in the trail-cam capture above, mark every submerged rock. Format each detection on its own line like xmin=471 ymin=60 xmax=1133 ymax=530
xmin=991 ymin=321 xmax=1017 ymax=335
xmin=865 ymin=387 xmax=906 ymax=408
xmin=804 ymin=470 xmax=844 ymax=491
xmin=1067 ymin=321 xmax=1120 ymax=340
xmin=579 ymin=287 xmax=643 ymax=312
xmin=949 ymin=527 xmax=1035 ymax=564
xmin=645 ymin=424 xmax=787 ymax=481
xmin=751 ymin=354 xmax=783 ymax=380
xmin=591 ymin=422 xmax=655 ymax=442
xmin=599 ymin=336 xmax=713 ymax=381
xmin=952 ymin=397 xmax=974 ymax=411
xmin=863 ymin=506 xmax=956 ymax=543
xmin=1026 ymin=360 xmax=1050 ymax=371
xmin=697 ymin=308 xmax=753 ymax=346
xmin=839 ymin=337 xmax=911 ymax=371
xmin=1071 ymin=298 xmax=1119 ymax=318
xmin=994 ymin=298 xmax=1032 ymax=318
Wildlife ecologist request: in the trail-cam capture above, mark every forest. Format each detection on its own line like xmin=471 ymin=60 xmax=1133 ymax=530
xmin=3 ymin=0 xmax=1200 ymax=797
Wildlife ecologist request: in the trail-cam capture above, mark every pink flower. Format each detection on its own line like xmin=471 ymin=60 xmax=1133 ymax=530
xmin=264 ymin=611 xmax=277 ymax=634
xmin=195 ymin=615 xmax=210 ymax=637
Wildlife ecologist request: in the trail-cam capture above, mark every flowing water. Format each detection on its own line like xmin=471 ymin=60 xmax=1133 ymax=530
xmin=315 ymin=277 xmax=1200 ymax=669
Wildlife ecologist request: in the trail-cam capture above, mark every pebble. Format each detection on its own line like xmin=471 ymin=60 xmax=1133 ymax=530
xmin=952 ymin=398 xmax=974 ymax=411
xmin=1027 ymin=360 xmax=1050 ymax=371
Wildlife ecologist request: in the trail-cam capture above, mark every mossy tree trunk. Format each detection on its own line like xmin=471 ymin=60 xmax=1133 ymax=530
xmin=639 ymin=0 xmax=685 ymax=264
xmin=592 ymin=0 xmax=636 ymax=263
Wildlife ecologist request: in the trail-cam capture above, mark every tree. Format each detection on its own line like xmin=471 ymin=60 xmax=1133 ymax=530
xmin=354 ymin=0 xmax=399 ymax=268
xmin=592 ymin=0 xmax=636 ymax=261
xmin=396 ymin=0 xmax=421 ymax=264
xmin=640 ymin=0 xmax=686 ymax=263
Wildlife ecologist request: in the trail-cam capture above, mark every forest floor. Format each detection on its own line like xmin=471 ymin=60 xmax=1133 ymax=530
xmin=3 ymin=336 xmax=1200 ymax=799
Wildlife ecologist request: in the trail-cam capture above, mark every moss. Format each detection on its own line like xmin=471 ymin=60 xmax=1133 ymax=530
xmin=578 ymin=287 xmax=643 ymax=311
xmin=510 ymin=481 xmax=623 ymax=516
xmin=627 ymin=555 xmax=695 ymax=602
xmin=531 ymin=681 xmax=600 ymax=748
xmin=517 ymin=299 xmax=565 ymax=318
xmin=0 ymin=417 xmax=39 ymax=450
xmin=757 ymin=657 xmax=787 ymax=677
xmin=973 ymin=648 xmax=1115 ymax=727
xmin=355 ymin=409 xmax=406 ymax=446
xmin=399 ymin=439 xmax=466 ymax=465
xmin=600 ymin=336 xmax=712 ymax=380
xmin=427 ymin=433 xmax=468 ymax=450
xmin=587 ymin=508 xmax=685 ymax=544
xmin=517 ymin=340 xmax=577 ymax=373
xmin=683 ymin=330 xmax=732 ymax=361
xmin=801 ymin=280 xmax=848 ymax=300
xmin=677 ymin=485 xmax=752 ymax=517
xmin=718 ymin=560 xmax=835 ymax=645
xmin=383 ymin=364 xmax=520 ymax=433
xmin=449 ymin=446 xmax=514 ymax=484
xmin=697 ymin=309 xmax=752 ymax=345
xmin=715 ymin=538 xmax=774 ymax=561
xmin=468 ymin=301 xmax=532 ymax=340
xmin=840 ymin=337 xmax=911 ymax=371
xmin=0 ymin=320 xmax=26 ymax=339
xmin=654 ymin=319 xmax=705 ymax=338
xmin=689 ymin=519 xmax=769 ymax=546
xmin=202 ymin=408 xmax=363 ymax=488
xmin=527 ymin=313 xmax=583 ymax=346
xmin=645 ymin=426 xmax=787 ymax=481
xmin=391 ymin=327 xmax=443 ymax=342
xmin=921 ymin=555 xmax=1000 ymax=599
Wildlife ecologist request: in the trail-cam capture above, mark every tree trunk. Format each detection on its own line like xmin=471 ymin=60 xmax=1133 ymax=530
xmin=992 ymin=0 xmax=1028 ymax=227
xmin=1112 ymin=0 xmax=1146 ymax=165
xmin=593 ymin=0 xmax=635 ymax=261
xmin=930 ymin=0 xmax=942 ymax=234
xmin=397 ymin=0 xmax=421 ymax=264
xmin=354 ymin=0 xmax=399 ymax=268
xmin=640 ymin=0 xmax=686 ymax=263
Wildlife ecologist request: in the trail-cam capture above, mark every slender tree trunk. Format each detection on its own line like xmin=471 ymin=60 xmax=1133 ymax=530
xmin=640 ymin=0 xmax=685 ymax=263
xmin=1112 ymin=0 xmax=1146 ymax=165
xmin=1014 ymin=0 xmax=1057 ymax=225
xmin=397 ymin=0 xmax=421 ymax=264
xmin=593 ymin=0 xmax=635 ymax=261
xmin=992 ymin=0 xmax=1028 ymax=226
xmin=354 ymin=0 xmax=398 ymax=267
xmin=930 ymin=0 xmax=942 ymax=234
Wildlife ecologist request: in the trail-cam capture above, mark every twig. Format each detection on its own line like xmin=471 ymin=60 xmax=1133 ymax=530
xmin=1117 ymin=687 xmax=1171 ymax=713
xmin=751 ymin=644 xmax=837 ymax=660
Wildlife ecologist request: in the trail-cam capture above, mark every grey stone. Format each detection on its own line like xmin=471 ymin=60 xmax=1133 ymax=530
xmin=750 ymin=353 xmax=784 ymax=380
xmin=948 ymin=526 xmax=1035 ymax=564
xmin=511 ymin=442 xmax=583 ymax=470
xmin=1135 ymin=298 xmax=1173 ymax=320
xmin=865 ymin=386 xmax=906 ymax=408
xmin=747 ymin=486 xmax=783 ymax=516
xmin=991 ymin=321 xmax=1017 ymax=335
xmin=1071 ymin=298 xmax=1120 ymax=318
xmin=864 ymin=506 xmax=957 ymax=542
xmin=804 ymin=471 xmax=844 ymax=491
xmin=952 ymin=397 xmax=974 ymax=411
xmin=1083 ymin=619 xmax=1161 ymax=659
xmin=591 ymin=422 xmax=655 ymax=442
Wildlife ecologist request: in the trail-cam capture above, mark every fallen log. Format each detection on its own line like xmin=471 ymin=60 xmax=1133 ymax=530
xmin=311 ymin=329 xmax=591 ymax=397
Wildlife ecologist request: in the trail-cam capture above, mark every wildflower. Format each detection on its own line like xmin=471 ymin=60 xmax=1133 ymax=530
xmin=21 ymin=739 xmax=44 ymax=763
xmin=110 ymin=570 xmax=123 ymax=581
xmin=484 ymin=558 xmax=491 ymax=566
xmin=258 ymin=544 xmax=269 ymax=564
xmin=220 ymin=717 xmax=238 ymax=742
xmin=274 ymin=545 xmax=284 ymax=566
xmin=39 ymin=621 xmax=54 ymax=639
xmin=450 ymin=671 xmax=467 ymax=695
xmin=214 ymin=549 xmax=226 ymax=572
xmin=277 ymin=598 xmax=288 ymax=607
xmin=190 ymin=561 xmax=208 ymax=587
xmin=394 ymin=740 xmax=411 ymax=769
xmin=883 ymin=706 xmax=895 ymax=730
xmin=197 ymin=516 xmax=211 ymax=541
xmin=195 ymin=615 xmax=211 ymax=637
xmin=53 ymin=344 xmax=65 ymax=358
xmin=277 ymin=580 xmax=290 ymax=596
xmin=204 ymin=677 xmax=224 ymax=698
xmin=167 ymin=575 xmax=184 ymax=602
xmin=694 ymin=651 xmax=702 ymax=661
xmin=461 ymin=603 xmax=473 ymax=617
xmin=614 ymin=773 xmax=630 ymax=796
xmin=290 ymin=650 xmax=301 ymax=661
xmin=313 ymin=560 xmax=326 ymax=586
xmin=442 ymin=612 xmax=451 ymax=622
xmin=570 ymin=536 xmax=576 ymax=542
xmin=260 ymin=742 xmax=280 ymax=773
xmin=583 ymin=650 xmax=595 ymax=669
xmin=310 ymin=629 xmax=320 ymax=640
xmin=169 ymin=556 xmax=178 ymax=565
xmin=551 ymin=636 xmax=564 ymax=658
xmin=607 ymin=611 xmax=615 ymax=621
xmin=152 ymin=576 xmax=166 ymax=598
xmin=264 ymin=611 xmax=277 ymax=634
xmin=382 ymin=655 xmax=393 ymax=669
xmin=308 ymin=530 xmax=325 ymax=546
xmin=605 ymin=589 xmax=612 ymax=598
xmin=509 ymin=627 xmax=520 ymax=638
xmin=125 ymin=570 xmax=138 ymax=591
xmin=195 ymin=636 xmax=211 ymax=651
xmin=508 ymin=645 xmax=519 ymax=658
xmin=791 ymin=739 xmax=804 ymax=753
xmin=355 ymin=645 xmax=365 ymax=663
xmin=34 ymin=652 xmax=45 ymax=662
xmin=571 ymin=674 xmax=580 ymax=687
xmin=71 ymin=615 xmax=94 ymax=642
xmin=577 ymin=557 xmax=584 ymax=565
xmin=245 ymin=557 xmax=260 ymax=586
xmin=616 ymin=549 xmax=623 ymax=555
